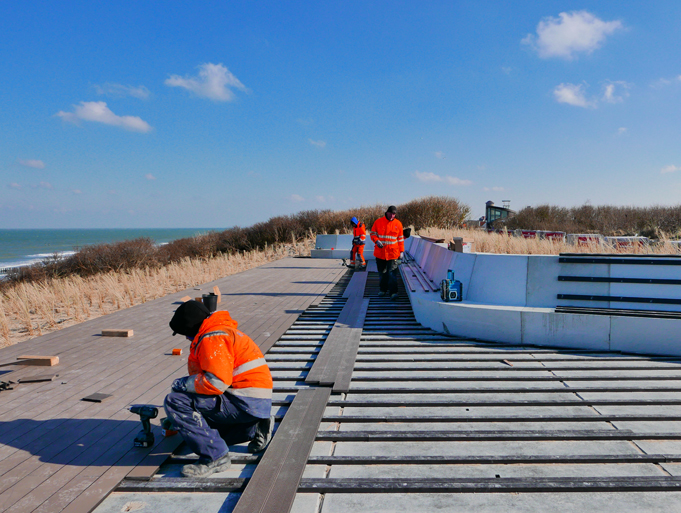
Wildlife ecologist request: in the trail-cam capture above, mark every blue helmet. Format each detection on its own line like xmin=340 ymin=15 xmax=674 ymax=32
xmin=351 ymin=217 xmax=358 ymax=225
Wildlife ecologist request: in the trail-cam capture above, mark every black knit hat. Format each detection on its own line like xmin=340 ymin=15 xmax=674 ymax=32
xmin=170 ymin=300 xmax=210 ymax=338
xmin=386 ymin=205 xmax=397 ymax=214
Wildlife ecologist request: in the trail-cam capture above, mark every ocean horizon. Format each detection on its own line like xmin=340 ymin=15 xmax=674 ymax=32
xmin=0 ymin=228 xmax=222 ymax=270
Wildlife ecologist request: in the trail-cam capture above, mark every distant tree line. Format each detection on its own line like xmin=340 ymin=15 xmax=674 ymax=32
xmin=503 ymin=204 xmax=681 ymax=238
xmin=4 ymin=196 xmax=470 ymax=286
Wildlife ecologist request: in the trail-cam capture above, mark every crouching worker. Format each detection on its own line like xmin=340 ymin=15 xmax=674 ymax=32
xmin=164 ymin=300 xmax=274 ymax=478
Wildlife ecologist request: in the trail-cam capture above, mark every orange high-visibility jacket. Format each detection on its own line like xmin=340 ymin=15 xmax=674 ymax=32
xmin=186 ymin=311 xmax=273 ymax=398
xmin=370 ymin=216 xmax=405 ymax=260
xmin=353 ymin=221 xmax=366 ymax=244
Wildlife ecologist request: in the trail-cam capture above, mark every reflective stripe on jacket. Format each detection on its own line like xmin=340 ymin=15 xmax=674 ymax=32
xmin=353 ymin=221 xmax=366 ymax=245
xmin=370 ymin=216 xmax=405 ymax=260
xmin=186 ymin=311 xmax=273 ymax=397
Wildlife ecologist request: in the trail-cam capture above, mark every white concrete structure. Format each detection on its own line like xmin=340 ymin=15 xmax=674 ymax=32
xmin=402 ymin=236 xmax=681 ymax=356
xmin=311 ymin=234 xmax=376 ymax=260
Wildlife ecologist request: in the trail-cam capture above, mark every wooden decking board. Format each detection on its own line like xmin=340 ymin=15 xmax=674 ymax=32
xmin=0 ymin=319 xmax=180 ymax=431
xmin=332 ymin=299 xmax=370 ymax=393
xmin=0 ymin=258 xmax=341 ymax=512
xmin=232 ymin=387 xmax=332 ymax=513
xmin=305 ymin=271 xmax=366 ymax=387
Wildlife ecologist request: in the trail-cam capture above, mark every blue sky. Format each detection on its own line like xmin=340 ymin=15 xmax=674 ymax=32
xmin=1 ymin=1 xmax=680 ymax=228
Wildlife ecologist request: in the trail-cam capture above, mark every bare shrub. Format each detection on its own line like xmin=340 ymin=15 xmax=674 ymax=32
xmin=506 ymin=203 xmax=681 ymax=237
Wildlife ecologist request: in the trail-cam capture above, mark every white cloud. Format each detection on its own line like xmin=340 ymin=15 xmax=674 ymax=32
xmin=308 ymin=139 xmax=326 ymax=148
xmin=523 ymin=11 xmax=623 ymax=60
xmin=165 ymin=63 xmax=247 ymax=102
xmin=32 ymin=181 xmax=52 ymax=189
xmin=553 ymin=83 xmax=593 ymax=108
xmin=483 ymin=186 xmax=505 ymax=192
xmin=95 ymin=83 xmax=150 ymax=99
xmin=651 ymin=76 xmax=681 ymax=89
xmin=8 ymin=182 xmax=21 ymax=189
xmin=56 ymin=101 xmax=152 ymax=133
xmin=501 ymin=66 xmax=513 ymax=75
xmin=72 ymin=189 xmax=82 ymax=194
xmin=434 ymin=151 xmax=446 ymax=159
xmin=289 ymin=194 xmax=305 ymax=202
xmin=18 ymin=159 xmax=45 ymax=169
xmin=661 ymin=165 xmax=680 ymax=174
xmin=618 ymin=127 xmax=627 ymax=135
xmin=315 ymin=195 xmax=326 ymax=202
xmin=603 ymin=81 xmax=630 ymax=103
xmin=413 ymin=170 xmax=472 ymax=186
xmin=145 ymin=173 xmax=156 ymax=180
xmin=296 ymin=118 xmax=314 ymax=126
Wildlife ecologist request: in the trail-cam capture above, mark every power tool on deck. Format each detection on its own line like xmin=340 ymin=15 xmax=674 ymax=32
xmin=129 ymin=404 xmax=158 ymax=448
xmin=440 ymin=270 xmax=463 ymax=302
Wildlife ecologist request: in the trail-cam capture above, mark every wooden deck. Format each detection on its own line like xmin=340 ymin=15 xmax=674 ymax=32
xmin=0 ymin=258 xmax=345 ymax=513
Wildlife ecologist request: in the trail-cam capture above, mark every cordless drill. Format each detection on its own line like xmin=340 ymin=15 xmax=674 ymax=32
xmin=129 ymin=405 xmax=158 ymax=448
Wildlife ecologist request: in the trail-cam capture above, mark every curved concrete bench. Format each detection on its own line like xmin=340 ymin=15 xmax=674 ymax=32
xmin=402 ymin=236 xmax=681 ymax=357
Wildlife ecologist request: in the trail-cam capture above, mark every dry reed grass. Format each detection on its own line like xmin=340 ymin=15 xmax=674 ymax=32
xmin=0 ymin=240 xmax=312 ymax=348
xmin=418 ymin=227 xmax=681 ymax=255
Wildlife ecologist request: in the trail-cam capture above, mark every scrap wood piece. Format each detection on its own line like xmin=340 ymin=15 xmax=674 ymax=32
xmin=502 ymin=360 xmax=514 ymax=367
xmin=101 ymin=329 xmax=133 ymax=338
xmin=82 ymin=393 xmax=113 ymax=403
xmin=18 ymin=374 xmax=59 ymax=383
xmin=17 ymin=355 xmax=59 ymax=366
xmin=213 ymin=285 xmax=221 ymax=304
xmin=180 ymin=296 xmax=192 ymax=302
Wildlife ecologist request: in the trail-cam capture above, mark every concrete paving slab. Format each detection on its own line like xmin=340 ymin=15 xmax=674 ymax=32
xmin=339 ymin=405 xmax=601 ymax=418
xmin=289 ymin=493 xmax=321 ymax=513
xmin=326 ymin=463 xmax=666 ymax=479
xmin=632 ymin=440 xmax=681 ymax=454
xmin=611 ymin=421 xmax=681 ymax=433
xmin=92 ymin=492 xmax=239 ymax=513
xmin=319 ymin=492 xmax=681 ymax=513
xmin=331 ymin=440 xmax=639 ymax=457
xmin=576 ymin=392 xmax=681 ymax=400
xmin=343 ymin=392 xmax=584 ymax=402
xmin=348 ymin=381 xmax=570 ymax=390
xmin=336 ymin=421 xmax=616 ymax=431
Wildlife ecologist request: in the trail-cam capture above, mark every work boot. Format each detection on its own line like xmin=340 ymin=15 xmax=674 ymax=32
xmin=248 ymin=415 xmax=275 ymax=453
xmin=378 ymin=291 xmax=386 ymax=297
xmin=181 ymin=452 xmax=231 ymax=477
xmin=390 ymin=293 xmax=399 ymax=301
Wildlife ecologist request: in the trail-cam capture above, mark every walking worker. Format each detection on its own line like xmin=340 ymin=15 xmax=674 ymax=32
xmin=164 ymin=300 xmax=275 ymax=478
xmin=370 ymin=205 xmax=405 ymax=300
xmin=349 ymin=216 xmax=367 ymax=268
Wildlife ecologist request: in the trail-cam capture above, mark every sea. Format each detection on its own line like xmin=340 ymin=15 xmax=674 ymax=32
xmin=0 ymin=228 xmax=219 ymax=273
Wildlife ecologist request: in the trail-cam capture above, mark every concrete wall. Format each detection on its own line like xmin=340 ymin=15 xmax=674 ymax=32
xmin=403 ymin=236 xmax=681 ymax=357
xmin=311 ymin=234 xmax=376 ymax=260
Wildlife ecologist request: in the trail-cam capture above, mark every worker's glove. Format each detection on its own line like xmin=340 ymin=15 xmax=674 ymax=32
xmin=375 ymin=240 xmax=384 ymax=248
xmin=399 ymin=252 xmax=404 ymax=260
xmin=171 ymin=376 xmax=191 ymax=393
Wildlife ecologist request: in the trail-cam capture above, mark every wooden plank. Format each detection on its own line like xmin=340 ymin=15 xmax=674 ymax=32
xmin=306 ymin=272 xmax=367 ymax=386
xmin=232 ymin=387 xmax=332 ymax=513
xmin=213 ymin=285 xmax=221 ymax=304
xmin=16 ymin=356 xmax=59 ymax=366
xmin=332 ymin=299 xmax=369 ymax=393
xmin=101 ymin=329 xmax=133 ymax=337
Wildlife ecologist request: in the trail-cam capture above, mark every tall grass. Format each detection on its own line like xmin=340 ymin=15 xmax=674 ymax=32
xmin=0 ymin=239 xmax=311 ymax=348
xmin=418 ymin=227 xmax=681 ymax=255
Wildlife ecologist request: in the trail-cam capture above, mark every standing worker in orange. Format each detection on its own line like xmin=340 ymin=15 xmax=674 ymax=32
xmin=370 ymin=205 xmax=405 ymax=300
xmin=349 ymin=216 xmax=367 ymax=268
xmin=164 ymin=300 xmax=274 ymax=478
